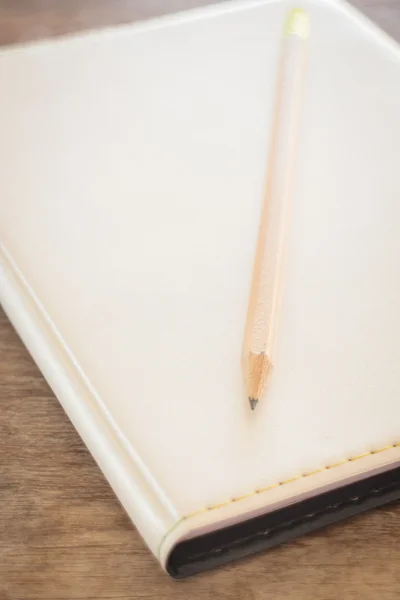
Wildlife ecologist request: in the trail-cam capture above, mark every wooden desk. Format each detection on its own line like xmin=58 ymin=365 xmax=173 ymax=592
xmin=1 ymin=2 xmax=399 ymax=598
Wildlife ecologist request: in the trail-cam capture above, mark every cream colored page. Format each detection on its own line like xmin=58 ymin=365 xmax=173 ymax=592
xmin=0 ymin=0 xmax=400 ymax=522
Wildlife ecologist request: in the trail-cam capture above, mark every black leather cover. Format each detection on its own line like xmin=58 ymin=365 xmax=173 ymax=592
xmin=167 ymin=466 xmax=400 ymax=578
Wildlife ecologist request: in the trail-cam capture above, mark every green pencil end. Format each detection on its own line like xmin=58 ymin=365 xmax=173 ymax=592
xmin=284 ymin=8 xmax=310 ymax=39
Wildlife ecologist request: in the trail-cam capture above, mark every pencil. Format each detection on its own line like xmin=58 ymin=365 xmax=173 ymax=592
xmin=242 ymin=8 xmax=310 ymax=410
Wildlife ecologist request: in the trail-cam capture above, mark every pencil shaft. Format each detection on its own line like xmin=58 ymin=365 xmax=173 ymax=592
xmin=242 ymin=9 xmax=309 ymax=403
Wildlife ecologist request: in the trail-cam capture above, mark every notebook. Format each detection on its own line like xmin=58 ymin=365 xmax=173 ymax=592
xmin=0 ymin=0 xmax=399 ymax=577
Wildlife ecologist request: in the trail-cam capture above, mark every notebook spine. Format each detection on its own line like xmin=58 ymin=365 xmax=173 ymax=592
xmin=0 ymin=241 xmax=175 ymax=559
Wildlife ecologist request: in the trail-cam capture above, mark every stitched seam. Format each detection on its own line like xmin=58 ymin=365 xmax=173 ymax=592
xmin=158 ymin=443 xmax=400 ymax=558
xmin=183 ymin=479 xmax=400 ymax=564
xmin=181 ymin=443 xmax=400 ymax=520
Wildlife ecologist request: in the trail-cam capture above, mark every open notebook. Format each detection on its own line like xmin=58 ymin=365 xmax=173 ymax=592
xmin=1 ymin=0 xmax=399 ymax=577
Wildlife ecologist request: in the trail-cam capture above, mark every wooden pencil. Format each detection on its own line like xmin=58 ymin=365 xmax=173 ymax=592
xmin=242 ymin=8 xmax=310 ymax=410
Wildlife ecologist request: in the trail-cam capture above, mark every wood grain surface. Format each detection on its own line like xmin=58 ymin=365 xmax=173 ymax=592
xmin=1 ymin=1 xmax=399 ymax=598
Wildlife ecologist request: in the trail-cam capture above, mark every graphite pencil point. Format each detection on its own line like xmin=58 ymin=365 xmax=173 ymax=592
xmin=249 ymin=398 xmax=258 ymax=411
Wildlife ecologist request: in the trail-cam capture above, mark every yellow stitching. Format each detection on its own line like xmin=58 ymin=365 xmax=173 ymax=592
xmin=182 ymin=443 xmax=400 ymax=521
xmin=234 ymin=492 xmax=256 ymax=502
xmin=206 ymin=500 xmax=232 ymax=510
xmin=280 ymin=475 xmax=302 ymax=485
xmin=304 ymin=468 xmax=324 ymax=478
xmin=348 ymin=452 xmax=371 ymax=461
xmin=372 ymin=445 xmax=396 ymax=454
xmin=158 ymin=443 xmax=400 ymax=556
xmin=326 ymin=459 xmax=348 ymax=469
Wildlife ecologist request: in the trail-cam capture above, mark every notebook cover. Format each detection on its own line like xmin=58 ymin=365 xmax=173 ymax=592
xmin=0 ymin=0 xmax=399 ymax=577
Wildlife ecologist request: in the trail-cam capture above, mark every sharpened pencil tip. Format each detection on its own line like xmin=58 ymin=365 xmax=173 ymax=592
xmin=249 ymin=398 xmax=258 ymax=411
